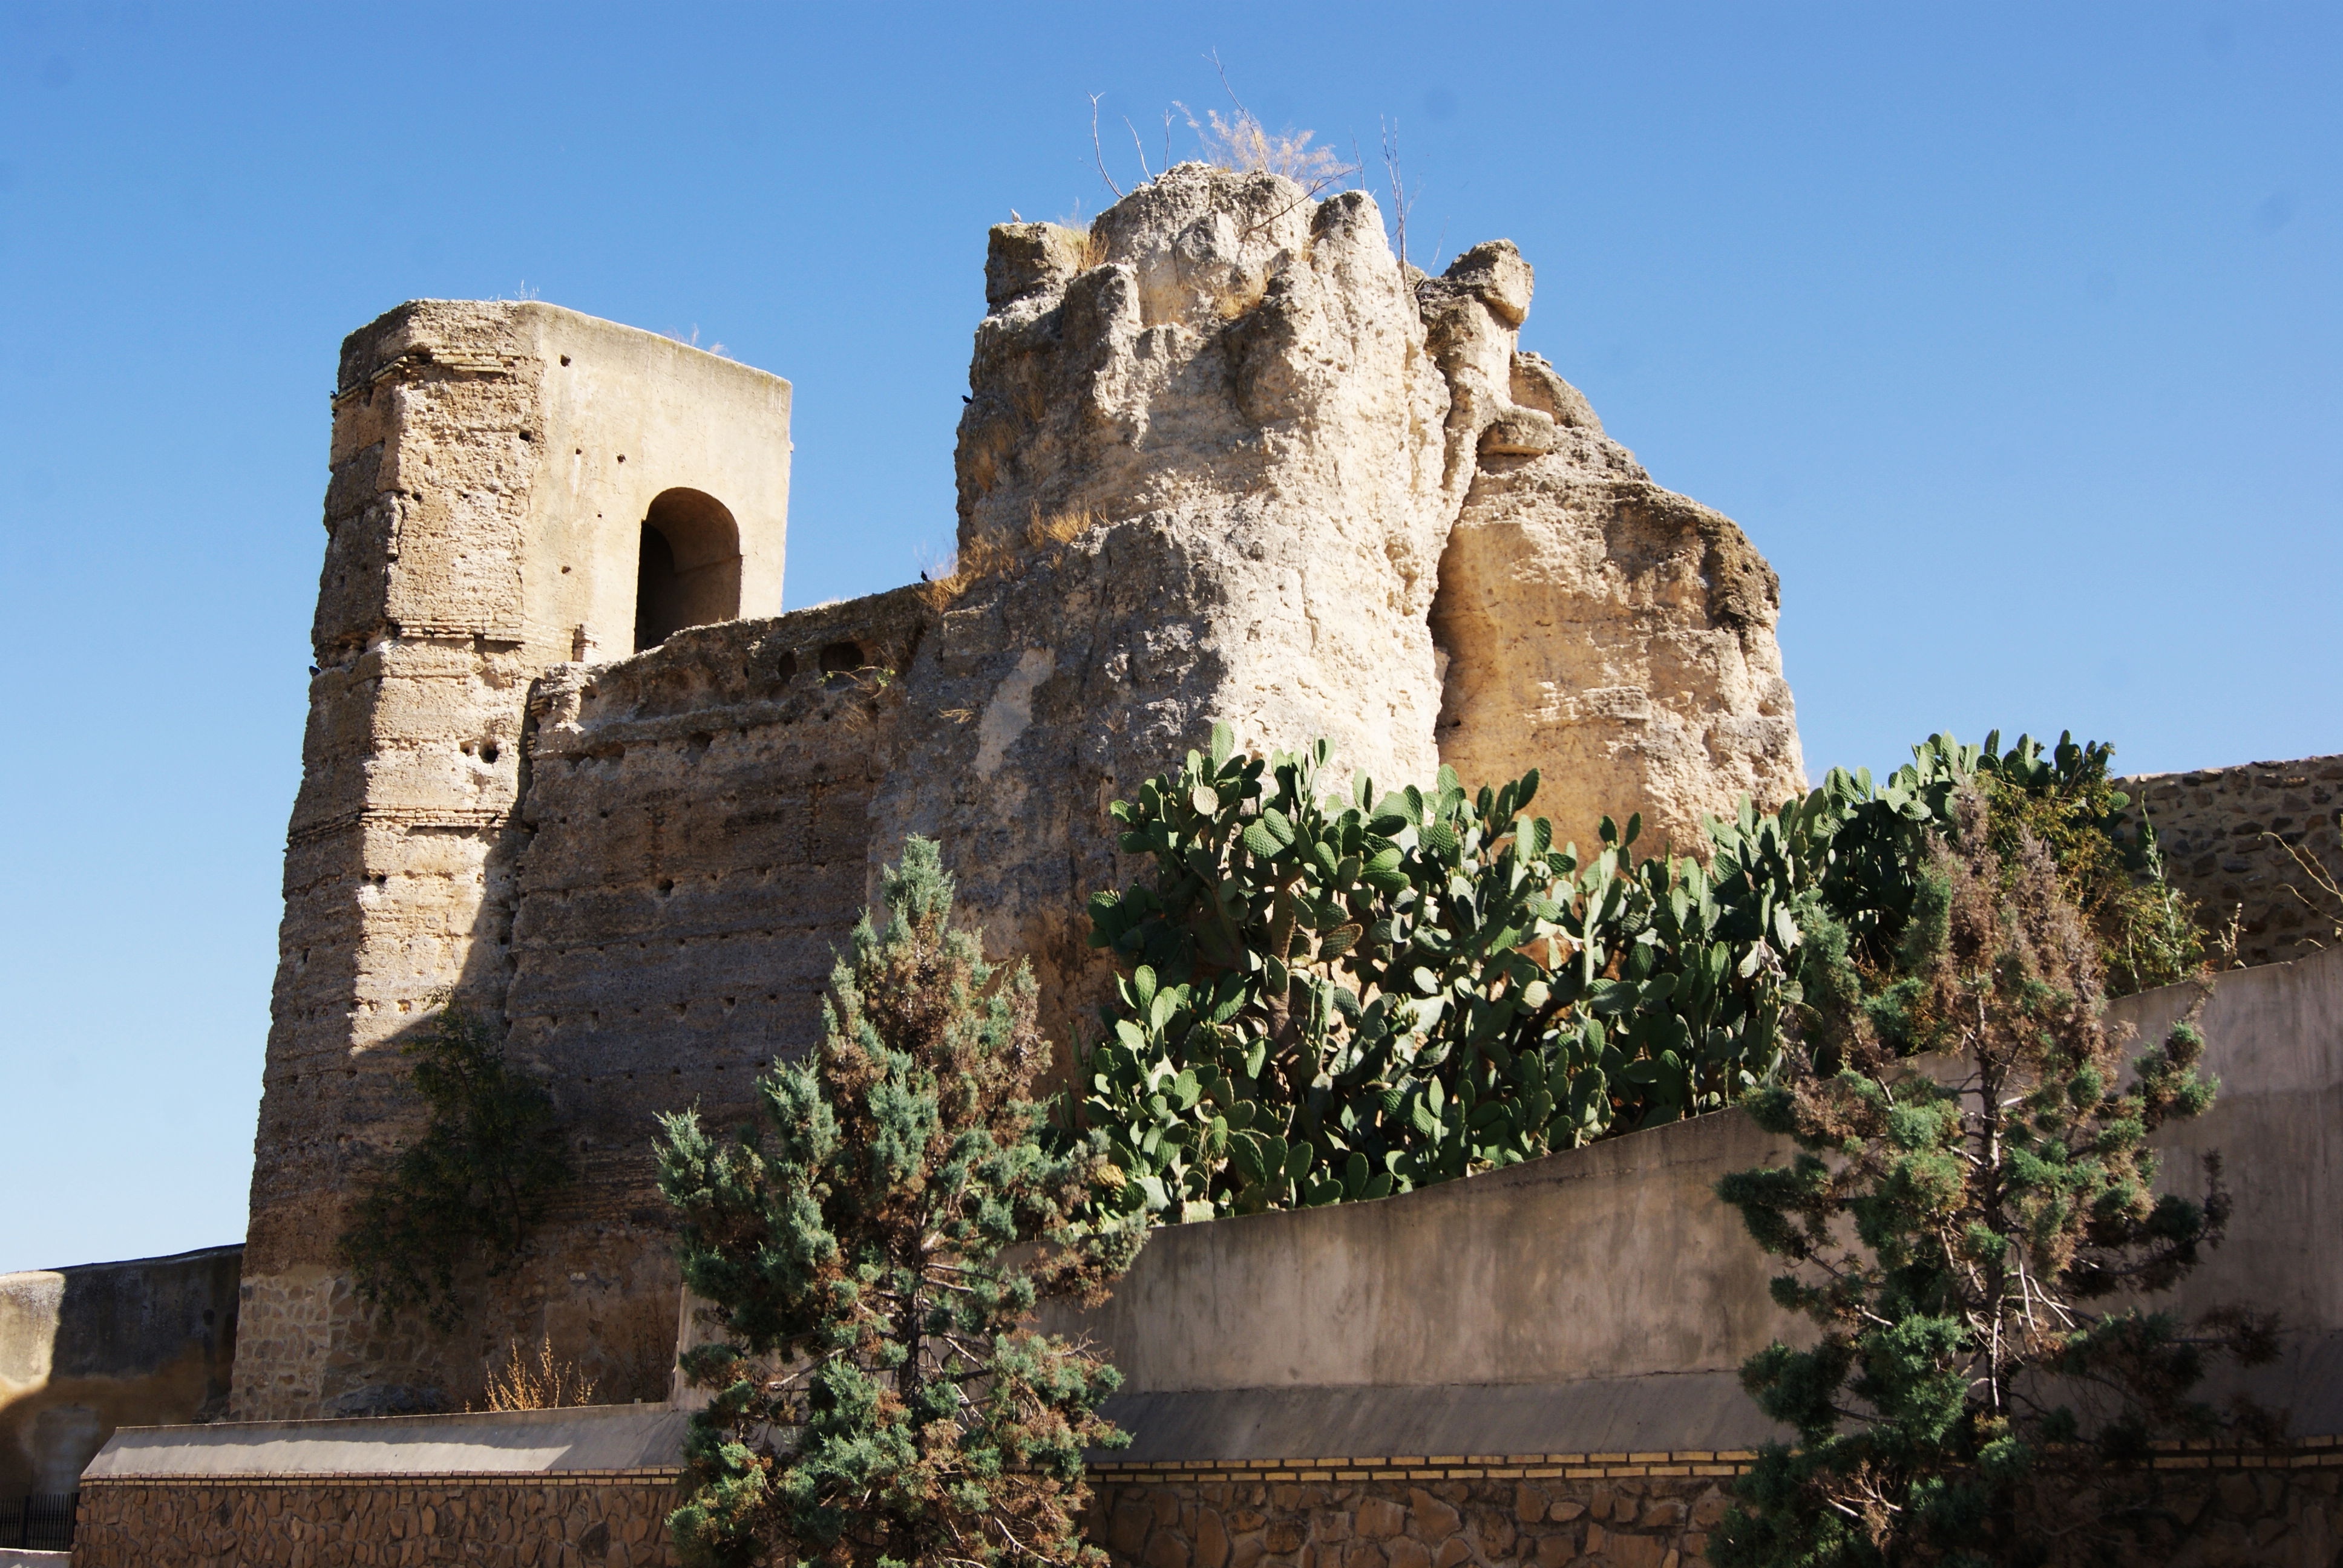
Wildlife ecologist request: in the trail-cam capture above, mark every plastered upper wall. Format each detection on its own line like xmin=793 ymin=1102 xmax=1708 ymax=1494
xmin=0 ymin=1246 xmax=240 ymax=1497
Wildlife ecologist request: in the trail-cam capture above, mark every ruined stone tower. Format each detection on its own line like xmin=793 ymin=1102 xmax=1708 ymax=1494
xmin=234 ymin=305 xmax=791 ymax=1417
xmin=233 ymin=166 xmax=1804 ymax=1419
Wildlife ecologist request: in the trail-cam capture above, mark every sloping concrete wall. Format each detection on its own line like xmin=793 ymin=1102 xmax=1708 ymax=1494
xmin=0 ymin=1246 xmax=240 ymax=1497
xmin=1054 ymin=946 xmax=2343 ymax=1461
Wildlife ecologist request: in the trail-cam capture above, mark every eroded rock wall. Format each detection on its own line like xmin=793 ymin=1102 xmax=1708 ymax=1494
xmin=1426 ymin=342 xmax=1805 ymax=855
xmin=896 ymin=168 xmax=1460 ymax=1053
xmin=883 ymin=166 xmax=1801 ymax=1052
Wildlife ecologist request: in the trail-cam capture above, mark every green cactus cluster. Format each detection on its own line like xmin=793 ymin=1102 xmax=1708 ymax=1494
xmin=1071 ymin=724 xmax=1804 ymax=1221
xmin=1072 ymin=722 xmax=2204 ymax=1224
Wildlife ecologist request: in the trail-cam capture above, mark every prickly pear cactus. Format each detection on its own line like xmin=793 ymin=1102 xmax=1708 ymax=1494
xmin=1072 ymin=724 xmax=1806 ymax=1221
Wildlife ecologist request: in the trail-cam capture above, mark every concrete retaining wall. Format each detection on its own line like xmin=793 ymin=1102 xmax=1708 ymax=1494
xmin=1052 ymin=944 xmax=2343 ymax=1463
xmin=75 ymin=1404 xmax=687 ymax=1568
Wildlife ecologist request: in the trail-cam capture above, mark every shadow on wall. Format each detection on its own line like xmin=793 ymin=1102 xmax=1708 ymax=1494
xmin=0 ymin=1246 xmax=241 ymax=1497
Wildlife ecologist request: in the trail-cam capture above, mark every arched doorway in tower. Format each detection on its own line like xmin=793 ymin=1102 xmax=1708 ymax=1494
xmin=632 ymin=488 xmax=743 ymax=652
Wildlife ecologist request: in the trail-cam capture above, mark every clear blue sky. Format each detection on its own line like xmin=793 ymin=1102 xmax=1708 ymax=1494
xmin=1 ymin=3 xmax=2334 ymax=1273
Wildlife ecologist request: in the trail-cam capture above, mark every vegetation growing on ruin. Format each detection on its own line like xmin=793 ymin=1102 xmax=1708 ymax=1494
xmin=1073 ymin=725 xmax=1795 ymax=1219
xmin=1972 ymin=733 xmax=2204 ymax=995
xmin=476 ymin=1333 xmax=598 ymax=1412
xmin=1072 ymin=725 xmax=2206 ymax=1223
xmin=655 ymin=837 xmax=1142 ymax=1568
xmin=1712 ymin=784 xmax=2271 ymax=1568
xmin=335 ymin=1009 xmax=571 ymax=1331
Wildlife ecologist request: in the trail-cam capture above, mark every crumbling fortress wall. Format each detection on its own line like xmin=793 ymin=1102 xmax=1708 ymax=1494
xmin=235 ymin=305 xmax=793 ymax=1419
xmin=233 ymin=166 xmax=1806 ymax=1419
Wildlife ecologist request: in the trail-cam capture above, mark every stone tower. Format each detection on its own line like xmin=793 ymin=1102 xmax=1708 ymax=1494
xmin=232 ymin=302 xmax=790 ymax=1419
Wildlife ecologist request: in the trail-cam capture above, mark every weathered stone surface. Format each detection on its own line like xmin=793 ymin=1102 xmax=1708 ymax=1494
xmin=1090 ymin=1459 xmax=2343 ymax=1568
xmin=2117 ymin=754 xmax=2343 ymax=970
xmin=890 ymin=164 xmax=1466 ymax=1048
xmin=235 ymin=301 xmax=794 ymax=1422
xmin=233 ymin=168 xmax=1810 ymax=1420
xmin=1428 ymin=354 xmax=1805 ymax=854
xmin=77 ymin=1474 xmax=683 ymax=1566
xmin=886 ymin=166 xmax=1806 ymax=1053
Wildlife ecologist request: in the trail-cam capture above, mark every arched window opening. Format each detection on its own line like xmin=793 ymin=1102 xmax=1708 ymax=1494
xmin=633 ymin=488 xmax=742 ymax=653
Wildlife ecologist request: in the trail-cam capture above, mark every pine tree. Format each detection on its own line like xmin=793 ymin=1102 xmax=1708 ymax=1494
xmin=1714 ymin=788 xmax=2273 ymax=1568
xmin=656 ymin=837 xmax=1143 ymax=1568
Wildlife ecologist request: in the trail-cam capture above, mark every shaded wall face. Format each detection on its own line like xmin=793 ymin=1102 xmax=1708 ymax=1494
xmin=0 ymin=1247 xmax=241 ymax=1497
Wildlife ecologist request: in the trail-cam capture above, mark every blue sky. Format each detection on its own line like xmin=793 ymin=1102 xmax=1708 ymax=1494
xmin=1 ymin=2 xmax=2335 ymax=1272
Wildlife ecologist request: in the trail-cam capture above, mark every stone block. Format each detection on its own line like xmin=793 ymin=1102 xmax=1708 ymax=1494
xmin=1355 ymin=1498 xmax=1406 ymax=1541
xmin=1407 ymin=1489 xmax=1461 ymax=1541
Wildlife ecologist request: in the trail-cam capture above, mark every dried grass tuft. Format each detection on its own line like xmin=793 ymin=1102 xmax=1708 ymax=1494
xmin=477 ymin=1334 xmax=598 ymax=1411
xmin=919 ymin=509 xmax=1099 ymax=610
xmin=1182 ymin=106 xmax=1353 ymax=188
xmin=1178 ymin=54 xmax=1355 ymax=194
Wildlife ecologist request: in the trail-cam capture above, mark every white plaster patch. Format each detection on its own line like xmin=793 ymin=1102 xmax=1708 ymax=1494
xmin=974 ymin=649 xmax=1055 ymax=778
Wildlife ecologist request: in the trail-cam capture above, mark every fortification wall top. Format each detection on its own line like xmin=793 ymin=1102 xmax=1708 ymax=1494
xmin=2118 ymin=754 xmax=2343 ymax=970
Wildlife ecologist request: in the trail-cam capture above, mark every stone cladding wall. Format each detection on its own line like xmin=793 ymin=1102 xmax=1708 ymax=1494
xmin=75 ymin=1471 xmax=681 ymax=1568
xmin=2119 ymin=754 xmax=2343 ymax=971
xmin=1088 ymin=1442 xmax=2343 ymax=1568
xmin=1089 ymin=1453 xmax=1745 ymax=1568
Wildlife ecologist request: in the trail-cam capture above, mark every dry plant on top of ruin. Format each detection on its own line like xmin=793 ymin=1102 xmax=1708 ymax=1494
xmin=918 ymin=508 xmax=1096 ymax=610
xmin=1091 ymin=54 xmax=1357 ymax=203
xmin=1179 ymin=103 xmax=1352 ymax=190
xmin=474 ymin=1334 xmax=598 ymax=1412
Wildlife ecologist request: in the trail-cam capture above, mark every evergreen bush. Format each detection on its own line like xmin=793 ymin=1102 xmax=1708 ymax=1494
xmin=1712 ymin=786 xmax=2271 ymax=1568
xmin=657 ymin=837 xmax=1141 ymax=1568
